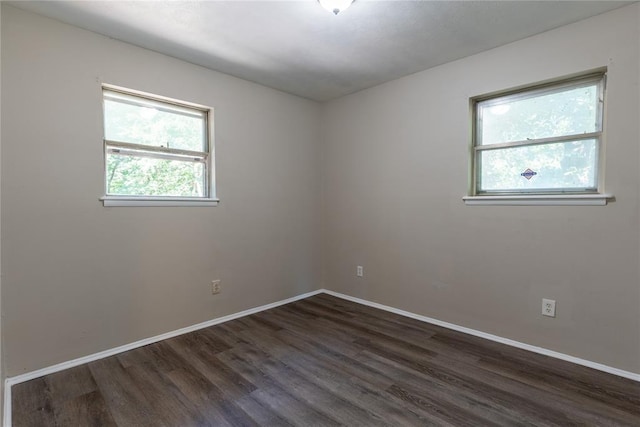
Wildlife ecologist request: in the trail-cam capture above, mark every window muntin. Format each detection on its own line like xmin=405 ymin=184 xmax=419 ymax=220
xmin=473 ymin=74 xmax=604 ymax=195
xmin=103 ymin=88 xmax=211 ymax=199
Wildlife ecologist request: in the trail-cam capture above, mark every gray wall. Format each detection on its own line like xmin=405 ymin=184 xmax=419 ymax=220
xmin=0 ymin=2 xmax=3 ymax=418
xmin=321 ymin=4 xmax=640 ymax=373
xmin=637 ymin=3 xmax=640 ymax=370
xmin=637 ymin=2 xmax=640 ymax=376
xmin=1 ymin=5 xmax=322 ymax=375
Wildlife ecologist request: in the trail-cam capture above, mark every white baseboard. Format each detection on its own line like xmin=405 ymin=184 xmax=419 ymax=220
xmin=4 ymin=287 xmax=638 ymax=426
xmin=2 ymin=382 xmax=10 ymax=427
xmin=2 ymin=289 xmax=323 ymax=427
xmin=322 ymin=289 xmax=640 ymax=382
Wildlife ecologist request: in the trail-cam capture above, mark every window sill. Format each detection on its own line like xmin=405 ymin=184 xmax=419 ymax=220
xmin=462 ymin=194 xmax=614 ymax=206
xmin=101 ymin=196 xmax=220 ymax=207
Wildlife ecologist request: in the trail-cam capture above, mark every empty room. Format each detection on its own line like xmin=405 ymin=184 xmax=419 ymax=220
xmin=1 ymin=0 xmax=639 ymax=425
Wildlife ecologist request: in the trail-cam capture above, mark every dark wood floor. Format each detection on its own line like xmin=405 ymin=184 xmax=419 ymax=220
xmin=12 ymin=294 xmax=640 ymax=426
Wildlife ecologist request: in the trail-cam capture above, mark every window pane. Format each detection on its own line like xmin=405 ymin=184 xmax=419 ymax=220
xmin=106 ymin=153 xmax=205 ymax=197
xmin=478 ymin=139 xmax=597 ymax=192
xmin=104 ymin=93 xmax=205 ymax=152
xmin=478 ymin=83 xmax=598 ymax=145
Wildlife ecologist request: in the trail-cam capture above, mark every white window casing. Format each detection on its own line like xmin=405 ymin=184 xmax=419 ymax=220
xmin=100 ymin=85 xmax=218 ymax=207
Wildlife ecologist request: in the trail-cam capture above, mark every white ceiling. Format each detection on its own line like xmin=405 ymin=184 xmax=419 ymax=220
xmin=10 ymin=1 xmax=633 ymax=101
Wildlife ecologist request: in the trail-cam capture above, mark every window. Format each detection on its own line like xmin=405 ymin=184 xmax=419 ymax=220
xmin=466 ymin=73 xmax=612 ymax=205
xmin=101 ymin=86 xmax=217 ymax=206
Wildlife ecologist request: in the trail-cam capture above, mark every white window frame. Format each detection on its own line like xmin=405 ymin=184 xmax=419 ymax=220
xmin=100 ymin=85 xmax=218 ymax=207
xmin=464 ymin=72 xmax=614 ymax=206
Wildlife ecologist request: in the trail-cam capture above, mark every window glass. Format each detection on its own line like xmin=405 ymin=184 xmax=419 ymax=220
xmin=106 ymin=153 xmax=206 ymax=197
xmin=473 ymin=75 xmax=603 ymax=195
xmin=104 ymin=91 xmax=206 ymax=152
xmin=102 ymin=88 xmax=211 ymax=199
xmin=478 ymin=84 xmax=598 ymax=146
xmin=479 ymin=139 xmax=597 ymax=192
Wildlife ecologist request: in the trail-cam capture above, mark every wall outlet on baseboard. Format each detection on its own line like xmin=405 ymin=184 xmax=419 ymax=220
xmin=211 ymin=280 xmax=221 ymax=294
xmin=542 ymin=298 xmax=556 ymax=317
xmin=356 ymin=266 xmax=364 ymax=277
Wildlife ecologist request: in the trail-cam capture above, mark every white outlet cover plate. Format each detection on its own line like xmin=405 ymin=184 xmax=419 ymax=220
xmin=542 ymin=298 xmax=556 ymax=317
xmin=212 ymin=280 xmax=221 ymax=294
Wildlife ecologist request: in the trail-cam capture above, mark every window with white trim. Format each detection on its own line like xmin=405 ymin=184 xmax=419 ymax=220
xmin=471 ymin=73 xmax=605 ymax=197
xmin=102 ymin=87 xmax=216 ymax=206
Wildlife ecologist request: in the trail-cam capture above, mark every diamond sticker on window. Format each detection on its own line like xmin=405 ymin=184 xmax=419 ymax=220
xmin=520 ymin=168 xmax=538 ymax=180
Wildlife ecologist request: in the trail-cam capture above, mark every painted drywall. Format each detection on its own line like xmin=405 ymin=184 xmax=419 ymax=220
xmin=0 ymin=3 xmax=3 ymax=419
xmin=1 ymin=5 xmax=322 ymax=375
xmin=321 ymin=4 xmax=640 ymax=373
xmin=637 ymin=3 xmax=640 ymax=368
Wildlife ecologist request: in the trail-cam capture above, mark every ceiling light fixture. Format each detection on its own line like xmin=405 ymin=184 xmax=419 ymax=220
xmin=318 ymin=0 xmax=354 ymax=15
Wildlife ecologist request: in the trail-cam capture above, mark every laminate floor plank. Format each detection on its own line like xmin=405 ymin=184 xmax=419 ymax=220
xmin=475 ymin=346 xmax=640 ymax=407
xmin=475 ymin=354 xmax=640 ymax=423
xmin=250 ymin=385 xmax=342 ymax=427
xmin=45 ymin=365 xmax=98 ymax=406
xmin=88 ymin=357 xmax=164 ymax=427
xmin=384 ymin=383 xmax=494 ymax=427
xmin=235 ymin=395 xmax=295 ymax=427
xmin=286 ymin=302 xmax=443 ymax=360
xmin=311 ymin=294 xmax=443 ymax=334
xmin=217 ymin=348 xmax=342 ymax=426
xmin=268 ymin=326 xmax=397 ymax=391
xmin=170 ymin=328 xmax=232 ymax=355
xmin=11 ymin=378 xmax=55 ymax=427
xmin=357 ymin=341 xmax=600 ymax=426
xmin=124 ymin=362 xmax=211 ymax=427
xmin=360 ymin=346 xmax=638 ymax=426
xmin=52 ymin=391 xmax=117 ymax=427
xmin=293 ymin=299 xmax=466 ymax=367
xmin=164 ymin=366 xmax=257 ymax=427
xmin=166 ymin=337 xmax=257 ymax=401
xmin=11 ymin=294 xmax=640 ymax=426
xmin=255 ymin=309 xmax=362 ymax=358
xmin=357 ymin=350 xmax=547 ymax=426
xmin=272 ymin=335 xmax=449 ymax=426
xmin=232 ymin=328 xmax=391 ymax=427
xmin=303 ymin=304 xmax=477 ymax=365
xmin=12 ymin=377 xmax=52 ymax=415
xmin=117 ymin=341 xmax=188 ymax=373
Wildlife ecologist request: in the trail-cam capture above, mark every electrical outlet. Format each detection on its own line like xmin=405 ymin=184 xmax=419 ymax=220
xmin=356 ymin=266 xmax=364 ymax=277
xmin=211 ymin=280 xmax=221 ymax=295
xmin=542 ymin=298 xmax=556 ymax=317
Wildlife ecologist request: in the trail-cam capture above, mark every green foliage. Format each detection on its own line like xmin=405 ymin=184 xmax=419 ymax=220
xmin=107 ymin=155 xmax=204 ymax=197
